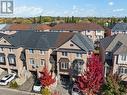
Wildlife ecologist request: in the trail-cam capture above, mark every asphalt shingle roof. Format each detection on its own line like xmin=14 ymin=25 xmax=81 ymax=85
xmin=100 ymin=33 xmax=127 ymax=54
xmin=100 ymin=35 xmax=116 ymax=49
xmin=51 ymin=23 xmax=105 ymax=31
xmin=112 ymin=23 xmax=127 ymax=32
xmin=0 ymin=24 xmax=51 ymax=31
xmin=1 ymin=31 xmax=94 ymax=51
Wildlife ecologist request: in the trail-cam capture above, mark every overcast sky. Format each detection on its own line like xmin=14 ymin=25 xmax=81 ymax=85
xmin=9 ymin=0 xmax=127 ymax=17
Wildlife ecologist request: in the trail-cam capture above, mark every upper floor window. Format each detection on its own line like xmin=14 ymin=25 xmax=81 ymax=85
xmin=40 ymin=50 xmax=45 ymax=55
xmin=61 ymin=62 xmax=68 ymax=69
xmin=121 ymin=54 xmax=127 ymax=61
xmin=76 ymin=53 xmax=82 ymax=58
xmin=29 ymin=58 xmax=34 ymax=65
xmin=0 ymin=56 xmax=5 ymax=63
xmin=40 ymin=59 xmax=45 ymax=66
xmin=9 ymin=48 xmax=14 ymax=53
xmin=62 ymin=52 xmax=68 ymax=56
xmin=0 ymin=47 xmax=3 ymax=52
xmin=8 ymin=57 xmax=16 ymax=65
xmin=87 ymin=35 xmax=92 ymax=38
xmin=29 ymin=49 xmax=34 ymax=54
xmin=96 ymin=31 xmax=101 ymax=33
xmin=87 ymin=30 xmax=90 ymax=33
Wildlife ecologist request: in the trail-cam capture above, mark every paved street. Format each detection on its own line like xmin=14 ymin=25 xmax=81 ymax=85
xmin=0 ymin=87 xmax=39 ymax=95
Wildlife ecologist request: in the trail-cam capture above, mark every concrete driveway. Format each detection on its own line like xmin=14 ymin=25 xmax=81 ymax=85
xmin=0 ymin=87 xmax=40 ymax=95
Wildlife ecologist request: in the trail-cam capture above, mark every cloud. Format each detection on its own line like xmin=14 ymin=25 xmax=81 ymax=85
xmin=63 ymin=5 xmax=97 ymax=17
xmin=13 ymin=6 xmax=44 ymax=17
xmin=108 ymin=2 xmax=114 ymax=6
xmin=113 ymin=8 xmax=125 ymax=12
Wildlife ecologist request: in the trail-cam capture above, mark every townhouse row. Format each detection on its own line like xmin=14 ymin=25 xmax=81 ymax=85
xmin=0 ymin=31 xmax=94 ymax=82
xmin=1 ymin=22 xmax=127 ymax=43
xmin=0 ymin=23 xmax=106 ymax=43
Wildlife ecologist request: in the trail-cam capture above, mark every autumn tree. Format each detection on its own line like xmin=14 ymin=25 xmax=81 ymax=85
xmin=40 ymin=67 xmax=56 ymax=88
xmin=76 ymin=54 xmax=104 ymax=95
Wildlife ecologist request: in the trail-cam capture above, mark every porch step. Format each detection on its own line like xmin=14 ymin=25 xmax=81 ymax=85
xmin=18 ymin=76 xmax=34 ymax=92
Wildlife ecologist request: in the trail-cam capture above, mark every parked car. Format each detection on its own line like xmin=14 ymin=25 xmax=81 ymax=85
xmin=33 ymin=79 xmax=42 ymax=92
xmin=0 ymin=73 xmax=16 ymax=86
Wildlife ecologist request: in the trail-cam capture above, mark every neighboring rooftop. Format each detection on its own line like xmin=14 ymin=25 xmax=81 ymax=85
xmin=0 ymin=31 xmax=94 ymax=52
xmin=112 ymin=23 xmax=127 ymax=32
xmin=0 ymin=24 xmax=51 ymax=31
xmin=51 ymin=22 xmax=105 ymax=31
xmin=100 ymin=33 xmax=127 ymax=54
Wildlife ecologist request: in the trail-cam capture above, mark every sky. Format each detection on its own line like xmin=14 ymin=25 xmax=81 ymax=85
xmin=6 ymin=0 xmax=127 ymax=17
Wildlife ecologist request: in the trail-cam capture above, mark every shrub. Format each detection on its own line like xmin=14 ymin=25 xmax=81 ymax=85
xmin=9 ymin=81 xmax=18 ymax=89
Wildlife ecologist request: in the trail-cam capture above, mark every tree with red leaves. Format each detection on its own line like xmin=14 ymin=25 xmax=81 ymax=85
xmin=76 ymin=54 xmax=104 ymax=95
xmin=40 ymin=67 xmax=56 ymax=88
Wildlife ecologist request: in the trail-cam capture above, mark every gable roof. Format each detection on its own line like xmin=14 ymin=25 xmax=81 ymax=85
xmin=71 ymin=33 xmax=94 ymax=52
xmin=0 ymin=31 xmax=94 ymax=51
xmin=51 ymin=23 xmax=105 ymax=31
xmin=106 ymin=34 xmax=127 ymax=51
xmin=100 ymin=35 xmax=116 ymax=49
xmin=100 ymin=33 xmax=127 ymax=54
xmin=112 ymin=23 xmax=127 ymax=32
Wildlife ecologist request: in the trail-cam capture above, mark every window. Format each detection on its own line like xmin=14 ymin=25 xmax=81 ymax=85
xmin=0 ymin=48 xmax=3 ymax=52
xmin=121 ymin=54 xmax=127 ymax=61
xmin=125 ymin=69 xmax=127 ymax=74
xmin=8 ymin=57 xmax=15 ymax=64
xmin=4 ymin=41 xmax=6 ymax=43
xmin=40 ymin=50 xmax=45 ymax=55
xmin=61 ymin=62 xmax=68 ymax=69
xmin=9 ymin=48 xmax=14 ymax=52
xmin=29 ymin=49 xmax=34 ymax=54
xmin=97 ymin=31 xmax=101 ymax=33
xmin=87 ymin=30 xmax=90 ymax=32
xmin=29 ymin=58 xmax=34 ymax=64
xmin=0 ymin=56 xmax=5 ymax=63
xmin=119 ymin=67 xmax=127 ymax=74
xmin=119 ymin=68 xmax=124 ymax=74
xmin=87 ymin=35 xmax=92 ymax=38
xmin=70 ymin=44 xmax=74 ymax=47
xmin=40 ymin=59 xmax=45 ymax=66
xmin=76 ymin=53 xmax=82 ymax=58
xmin=62 ymin=52 xmax=68 ymax=56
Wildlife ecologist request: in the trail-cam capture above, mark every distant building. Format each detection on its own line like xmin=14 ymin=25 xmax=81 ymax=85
xmin=111 ymin=23 xmax=127 ymax=35
xmin=0 ymin=24 xmax=51 ymax=35
xmin=51 ymin=23 xmax=105 ymax=43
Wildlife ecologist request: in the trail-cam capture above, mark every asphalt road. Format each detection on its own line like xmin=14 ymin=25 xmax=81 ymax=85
xmin=0 ymin=87 xmax=38 ymax=95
